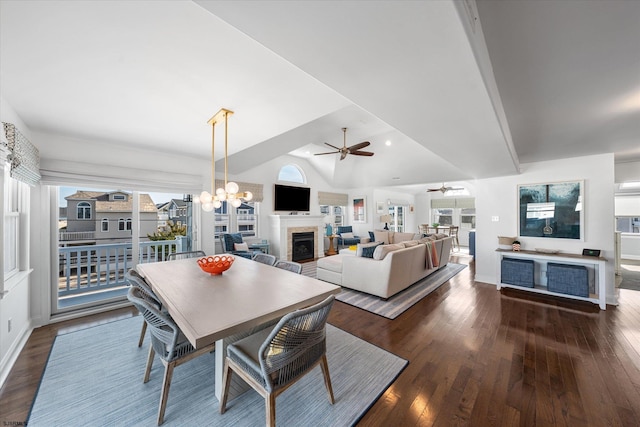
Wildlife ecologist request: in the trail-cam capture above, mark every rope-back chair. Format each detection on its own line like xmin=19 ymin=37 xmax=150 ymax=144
xmin=125 ymin=269 xmax=162 ymax=347
xmin=127 ymin=286 xmax=215 ymax=425
xmin=220 ymin=295 xmax=335 ymax=426
xmin=274 ymin=260 xmax=303 ymax=274
xmin=448 ymin=226 xmax=460 ymax=252
xmin=252 ymin=252 xmax=277 ymax=266
xmin=166 ymin=250 xmax=206 ymax=261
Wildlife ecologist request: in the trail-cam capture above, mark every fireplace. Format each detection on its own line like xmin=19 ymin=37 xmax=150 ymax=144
xmin=292 ymin=232 xmax=315 ymax=262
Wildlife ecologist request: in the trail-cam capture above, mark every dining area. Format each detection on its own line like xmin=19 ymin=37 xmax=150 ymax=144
xmin=419 ymin=224 xmax=460 ymax=251
xmin=132 ymin=253 xmax=341 ymax=425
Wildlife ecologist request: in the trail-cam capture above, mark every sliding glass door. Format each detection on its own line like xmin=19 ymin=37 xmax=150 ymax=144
xmin=54 ymin=186 xmax=188 ymax=313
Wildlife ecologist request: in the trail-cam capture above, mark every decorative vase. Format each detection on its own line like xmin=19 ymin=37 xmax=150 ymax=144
xmin=326 ymin=224 xmax=332 ymax=237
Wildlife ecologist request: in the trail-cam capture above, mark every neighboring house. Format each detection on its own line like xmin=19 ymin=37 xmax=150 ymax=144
xmin=63 ymin=191 xmax=158 ymax=244
xmin=156 ymin=201 xmax=170 ymax=228
xmin=167 ymin=198 xmax=188 ymax=227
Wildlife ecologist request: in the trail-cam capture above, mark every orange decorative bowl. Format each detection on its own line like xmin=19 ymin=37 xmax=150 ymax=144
xmin=197 ymin=255 xmax=235 ymax=275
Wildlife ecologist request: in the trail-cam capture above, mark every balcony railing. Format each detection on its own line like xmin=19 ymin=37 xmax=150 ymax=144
xmin=58 ymin=239 xmax=184 ymax=298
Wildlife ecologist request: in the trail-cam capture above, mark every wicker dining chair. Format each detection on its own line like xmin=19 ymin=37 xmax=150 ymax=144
xmin=127 ymin=286 xmax=215 ymax=425
xmin=448 ymin=226 xmax=460 ymax=252
xmin=166 ymin=250 xmax=206 ymax=261
xmin=274 ymin=260 xmax=303 ymax=274
xmin=125 ymin=269 xmax=163 ymax=348
xmin=252 ymin=252 xmax=277 ymax=266
xmin=220 ymin=295 xmax=335 ymax=427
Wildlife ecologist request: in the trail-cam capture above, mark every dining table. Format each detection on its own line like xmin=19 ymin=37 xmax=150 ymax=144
xmin=136 ymin=255 xmax=341 ymax=400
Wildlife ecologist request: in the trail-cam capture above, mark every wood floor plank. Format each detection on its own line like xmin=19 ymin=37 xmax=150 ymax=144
xmin=3 ymin=255 xmax=640 ymax=426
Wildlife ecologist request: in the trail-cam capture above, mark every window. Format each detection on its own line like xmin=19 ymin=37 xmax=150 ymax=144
xmin=214 ymin=202 xmax=229 ymax=238
xmin=433 ymin=208 xmax=453 ymax=226
xmin=101 ymin=218 xmax=109 ymax=232
xmin=77 ymin=201 xmax=91 ymax=219
xmin=112 ymin=194 xmax=126 ymax=200
xmin=118 ymin=218 xmax=125 ymax=231
xmin=388 ymin=205 xmax=405 ymax=232
xmin=278 ymin=164 xmax=306 ymax=183
xmin=461 ymin=208 xmax=476 ymax=228
xmin=126 ymin=218 xmax=132 ymax=231
xmin=237 ymin=202 xmax=257 ymax=237
xmin=3 ymin=166 xmax=23 ymax=280
xmin=320 ymin=205 xmax=345 ymax=229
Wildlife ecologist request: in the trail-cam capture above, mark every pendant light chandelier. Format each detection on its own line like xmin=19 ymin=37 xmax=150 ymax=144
xmin=199 ymin=108 xmax=252 ymax=212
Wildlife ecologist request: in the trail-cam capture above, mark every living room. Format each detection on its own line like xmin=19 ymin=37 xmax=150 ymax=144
xmin=2 ymin=1 xmax=640 ymax=425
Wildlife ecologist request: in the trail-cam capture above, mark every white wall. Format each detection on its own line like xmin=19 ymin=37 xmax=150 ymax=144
xmin=0 ymin=96 xmax=33 ymax=386
xmin=475 ymin=153 xmax=617 ymax=305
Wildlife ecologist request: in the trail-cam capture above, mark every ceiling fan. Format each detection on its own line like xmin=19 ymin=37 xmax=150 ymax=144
xmin=314 ymin=127 xmax=374 ymax=161
xmin=427 ymin=183 xmax=464 ymax=194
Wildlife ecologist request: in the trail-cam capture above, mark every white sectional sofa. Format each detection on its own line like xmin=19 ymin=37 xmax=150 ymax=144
xmin=317 ymin=235 xmax=453 ymax=299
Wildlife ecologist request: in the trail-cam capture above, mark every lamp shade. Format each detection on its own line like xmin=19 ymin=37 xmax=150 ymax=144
xmin=380 ymin=214 xmax=392 ymax=223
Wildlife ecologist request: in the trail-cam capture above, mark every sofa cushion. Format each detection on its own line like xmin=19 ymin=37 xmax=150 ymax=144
xmin=373 ymin=230 xmax=390 ymax=244
xmin=316 ymin=255 xmax=343 ymax=273
xmin=419 ymin=236 xmax=436 ymax=244
xmin=373 ymin=243 xmax=404 ymax=260
xmin=403 ymin=240 xmax=420 ymax=248
xmin=392 ymin=232 xmax=417 ymax=243
xmin=357 ymin=241 xmax=382 ymax=258
xmin=341 ymin=232 xmax=354 ymax=239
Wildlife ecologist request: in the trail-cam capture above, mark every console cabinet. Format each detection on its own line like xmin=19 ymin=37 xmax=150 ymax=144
xmin=496 ymin=249 xmax=607 ymax=310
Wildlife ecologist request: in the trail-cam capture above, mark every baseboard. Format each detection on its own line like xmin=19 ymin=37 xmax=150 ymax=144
xmin=0 ymin=322 xmax=33 ymax=389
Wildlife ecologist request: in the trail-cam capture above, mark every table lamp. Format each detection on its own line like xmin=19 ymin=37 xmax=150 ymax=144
xmin=380 ymin=214 xmax=392 ymax=230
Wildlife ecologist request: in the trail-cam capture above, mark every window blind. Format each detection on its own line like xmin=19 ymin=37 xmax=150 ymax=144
xmin=455 ymin=198 xmax=475 ymax=209
xmin=2 ymin=122 xmax=41 ymax=186
xmin=214 ymin=179 xmax=264 ymax=202
xmin=318 ymin=191 xmax=348 ymax=206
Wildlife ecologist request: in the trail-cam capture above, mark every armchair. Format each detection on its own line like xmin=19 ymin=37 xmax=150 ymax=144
xmin=336 ymin=226 xmax=361 ymax=249
xmin=220 ymin=233 xmax=255 ymax=260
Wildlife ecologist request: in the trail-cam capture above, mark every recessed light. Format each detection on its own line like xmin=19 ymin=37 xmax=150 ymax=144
xmin=392 ymin=177 xmax=400 ymax=180
xmin=385 ymin=140 xmax=391 ymax=146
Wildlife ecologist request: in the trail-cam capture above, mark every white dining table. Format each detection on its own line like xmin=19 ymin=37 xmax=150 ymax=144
xmin=136 ymin=255 xmax=341 ymax=399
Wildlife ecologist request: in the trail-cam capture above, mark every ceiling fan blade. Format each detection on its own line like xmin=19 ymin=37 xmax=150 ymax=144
xmin=347 ymin=141 xmax=370 ymax=151
xmin=340 ymin=151 xmax=348 ymax=160
xmin=314 ymin=151 xmax=338 ymax=156
xmin=350 ymin=150 xmax=374 ymax=156
xmin=324 ymin=142 xmax=341 ymax=150
xmin=427 ymin=189 xmax=441 ymax=192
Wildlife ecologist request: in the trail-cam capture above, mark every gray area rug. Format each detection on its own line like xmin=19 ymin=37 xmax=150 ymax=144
xmin=309 ymin=262 xmax=466 ymax=319
xmin=28 ymin=317 xmax=407 ymax=426
xmin=619 ymin=260 xmax=640 ymax=291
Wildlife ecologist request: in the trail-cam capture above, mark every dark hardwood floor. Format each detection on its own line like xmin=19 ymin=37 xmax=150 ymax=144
xmin=2 ymin=254 xmax=640 ymax=426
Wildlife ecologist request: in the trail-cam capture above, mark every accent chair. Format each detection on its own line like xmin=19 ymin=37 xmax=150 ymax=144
xmin=336 ymin=225 xmax=361 ymax=249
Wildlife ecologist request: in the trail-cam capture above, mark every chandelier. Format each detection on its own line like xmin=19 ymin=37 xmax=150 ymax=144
xmin=199 ymin=108 xmax=252 ymax=212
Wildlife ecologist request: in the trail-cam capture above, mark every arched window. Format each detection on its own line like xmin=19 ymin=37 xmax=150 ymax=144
xmin=118 ymin=218 xmax=125 ymax=231
xmin=277 ymin=164 xmax=306 ymax=184
xmin=77 ymin=202 xmax=91 ymax=219
xmin=126 ymin=218 xmax=132 ymax=231
xmin=101 ymin=218 xmax=109 ymax=232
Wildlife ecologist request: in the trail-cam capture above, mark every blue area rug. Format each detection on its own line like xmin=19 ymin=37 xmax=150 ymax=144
xmin=335 ymin=263 xmax=467 ymax=319
xmin=28 ymin=317 xmax=407 ymax=426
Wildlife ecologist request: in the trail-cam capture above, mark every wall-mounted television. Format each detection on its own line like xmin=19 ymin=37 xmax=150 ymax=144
xmin=274 ymin=184 xmax=310 ymax=212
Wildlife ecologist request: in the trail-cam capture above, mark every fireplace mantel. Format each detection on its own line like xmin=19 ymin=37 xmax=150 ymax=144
xmin=269 ymin=215 xmax=325 ymax=261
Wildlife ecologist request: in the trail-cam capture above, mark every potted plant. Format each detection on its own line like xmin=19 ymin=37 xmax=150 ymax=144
xmin=512 ymin=240 xmax=521 ymax=251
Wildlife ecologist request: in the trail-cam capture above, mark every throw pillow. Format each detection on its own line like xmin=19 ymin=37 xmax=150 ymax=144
xmin=356 ymin=241 xmax=382 ymax=257
xmin=234 ymin=242 xmax=248 ymax=251
xmin=372 ymin=243 xmax=404 ymax=260
xmin=341 ymin=232 xmax=354 ymax=239
xmin=373 ymin=230 xmax=390 ymax=244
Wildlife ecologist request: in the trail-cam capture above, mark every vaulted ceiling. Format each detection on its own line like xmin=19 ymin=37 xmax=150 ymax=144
xmin=1 ymin=1 xmax=638 ymax=192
